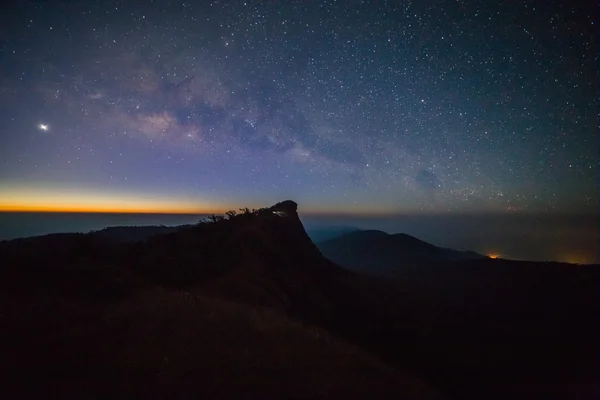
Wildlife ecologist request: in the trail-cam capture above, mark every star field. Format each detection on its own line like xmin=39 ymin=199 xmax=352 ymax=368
xmin=0 ymin=0 xmax=596 ymax=214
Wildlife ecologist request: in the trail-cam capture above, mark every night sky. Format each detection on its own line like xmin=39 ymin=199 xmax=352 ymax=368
xmin=0 ymin=0 xmax=596 ymax=214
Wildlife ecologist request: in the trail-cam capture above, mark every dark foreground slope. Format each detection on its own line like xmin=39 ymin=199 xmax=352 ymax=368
xmin=1 ymin=201 xmax=598 ymax=399
xmin=0 ymin=201 xmax=440 ymax=400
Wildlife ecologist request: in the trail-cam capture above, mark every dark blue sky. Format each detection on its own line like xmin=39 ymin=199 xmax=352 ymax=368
xmin=0 ymin=0 xmax=596 ymax=213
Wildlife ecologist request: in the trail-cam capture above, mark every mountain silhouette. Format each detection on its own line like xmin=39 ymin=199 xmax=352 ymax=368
xmin=0 ymin=201 xmax=441 ymax=399
xmin=90 ymin=224 xmax=192 ymax=242
xmin=317 ymin=229 xmax=486 ymax=276
xmin=306 ymin=226 xmax=361 ymax=243
xmin=0 ymin=200 xmax=598 ymax=399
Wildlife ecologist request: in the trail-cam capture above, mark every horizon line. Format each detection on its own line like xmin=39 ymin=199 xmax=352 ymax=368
xmin=0 ymin=206 xmax=597 ymax=217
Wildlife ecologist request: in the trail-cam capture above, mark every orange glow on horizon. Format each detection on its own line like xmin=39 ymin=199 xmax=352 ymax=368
xmin=0 ymin=185 xmax=405 ymax=215
xmin=0 ymin=186 xmax=230 ymax=214
xmin=488 ymin=254 xmax=501 ymax=259
xmin=0 ymin=204 xmax=223 ymax=214
xmin=560 ymin=255 xmax=591 ymax=265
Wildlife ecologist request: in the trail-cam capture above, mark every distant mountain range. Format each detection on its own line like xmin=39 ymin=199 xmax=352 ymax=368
xmin=0 ymin=200 xmax=597 ymax=399
xmin=90 ymin=224 xmax=360 ymax=245
xmin=306 ymin=226 xmax=360 ymax=243
xmin=316 ymin=229 xmax=487 ymax=277
xmin=90 ymin=224 xmax=192 ymax=242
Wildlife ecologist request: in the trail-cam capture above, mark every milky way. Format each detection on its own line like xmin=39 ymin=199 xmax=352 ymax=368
xmin=0 ymin=0 xmax=596 ymax=213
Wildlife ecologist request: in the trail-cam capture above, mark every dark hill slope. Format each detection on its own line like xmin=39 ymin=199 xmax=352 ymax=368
xmin=317 ymin=229 xmax=486 ymax=275
xmin=0 ymin=200 xmax=598 ymax=399
xmin=0 ymin=201 xmax=441 ymax=400
xmin=1 ymin=287 xmax=435 ymax=400
xmin=90 ymin=224 xmax=191 ymax=242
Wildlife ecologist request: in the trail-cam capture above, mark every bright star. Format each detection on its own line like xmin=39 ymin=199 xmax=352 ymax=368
xmin=39 ymin=124 xmax=49 ymax=131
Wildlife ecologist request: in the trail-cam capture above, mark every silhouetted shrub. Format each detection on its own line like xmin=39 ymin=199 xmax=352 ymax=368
xmin=225 ymin=210 xmax=238 ymax=220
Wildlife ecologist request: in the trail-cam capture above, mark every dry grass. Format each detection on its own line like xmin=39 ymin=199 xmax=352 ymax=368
xmin=1 ymin=288 xmax=442 ymax=399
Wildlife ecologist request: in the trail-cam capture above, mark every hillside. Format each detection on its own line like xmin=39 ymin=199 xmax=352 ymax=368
xmin=90 ymin=224 xmax=192 ymax=242
xmin=1 ymin=200 xmax=598 ymax=399
xmin=317 ymin=229 xmax=486 ymax=276
xmin=0 ymin=201 xmax=440 ymax=399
